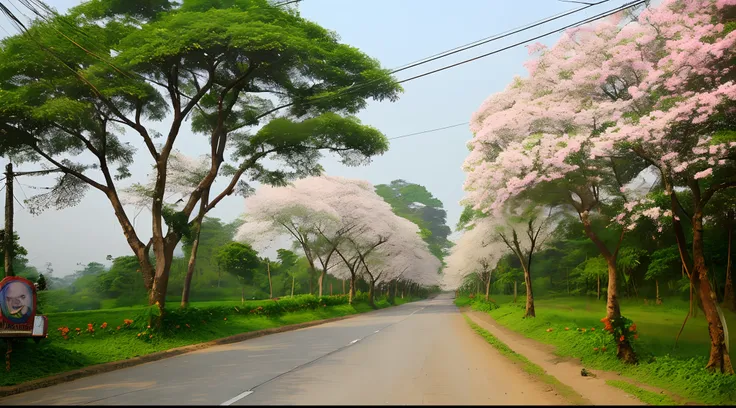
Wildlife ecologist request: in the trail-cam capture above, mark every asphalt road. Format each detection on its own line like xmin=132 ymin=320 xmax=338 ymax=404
xmin=0 ymin=293 xmax=567 ymax=405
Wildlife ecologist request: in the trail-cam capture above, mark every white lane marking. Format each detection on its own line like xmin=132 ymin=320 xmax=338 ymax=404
xmin=349 ymin=338 xmax=360 ymax=345
xmin=374 ymin=330 xmax=380 ymax=333
xmin=221 ymin=390 xmax=253 ymax=406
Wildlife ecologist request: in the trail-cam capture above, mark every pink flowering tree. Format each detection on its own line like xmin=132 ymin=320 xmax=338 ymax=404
xmin=554 ymin=0 xmax=736 ymax=373
xmin=463 ymin=14 xmax=653 ymax=363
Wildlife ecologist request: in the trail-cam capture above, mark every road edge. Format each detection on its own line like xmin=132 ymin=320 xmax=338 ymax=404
xmin=0 ymin=302 xmax=409 ymax=398
xmin=460 ymin=313 xmax=591 ymax=405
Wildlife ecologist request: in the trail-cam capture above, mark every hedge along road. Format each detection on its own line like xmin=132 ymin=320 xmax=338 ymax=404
xmin=0 ymin=293 xmax=568 ymax=405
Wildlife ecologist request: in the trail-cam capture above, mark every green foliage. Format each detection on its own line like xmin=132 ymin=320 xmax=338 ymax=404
xmin=605 ymin=380 xmax=677 ymax=405
xmin=375 ymin=180 xmax=452 ymax=263
xmin=215 ymin=242 xmax=261 ymax=284
xmin=646 ymin=246 xmax=680 ymax=281
xmin=162 ymin=206 xmax=193 ymax=240
xmin=36 ymin=274 xmax=48 ymax=291
xmin=470 ymin=298 xmax=500 ymax=312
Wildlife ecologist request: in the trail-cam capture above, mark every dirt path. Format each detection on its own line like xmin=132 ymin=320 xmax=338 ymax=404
xmin=465 ymin=310 xmax=651 ymax=406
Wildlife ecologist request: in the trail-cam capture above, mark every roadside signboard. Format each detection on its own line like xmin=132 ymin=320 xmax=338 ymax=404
xmin=0 ymin=276 xmax=47 ymax=338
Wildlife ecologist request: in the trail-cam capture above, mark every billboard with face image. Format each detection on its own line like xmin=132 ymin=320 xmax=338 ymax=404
xmin=0 ymin=276 xmax=37 ymax=335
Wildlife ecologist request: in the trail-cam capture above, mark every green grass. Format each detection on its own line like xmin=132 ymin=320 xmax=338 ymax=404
xmin=0 ymin=296 xmax=416 ymax=387
xmin=462 ymin=314 xmax=587 ymax=405
xmin=457 ymin=295 xmax=736 ymax=405
xmin=606 ymin=380 xmax=677 ymax=405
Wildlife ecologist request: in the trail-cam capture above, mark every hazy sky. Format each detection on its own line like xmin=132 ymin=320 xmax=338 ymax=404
xmin=0 ymin=0 xmax=633 ymax=276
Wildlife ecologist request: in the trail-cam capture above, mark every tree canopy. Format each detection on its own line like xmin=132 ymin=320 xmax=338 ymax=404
xmin=375 ymin=180 xmax=453 ymax=262
xmin=0 ymin=0 xmax=402 ymax=312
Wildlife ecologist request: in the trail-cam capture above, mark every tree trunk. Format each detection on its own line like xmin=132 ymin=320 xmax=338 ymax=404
xmin=318 ymin=270 xmax=326 ymax=297
xmin=180 ymin=231 xmax=200 ymax=308
xmin=656 ymin=280 xmax=661 ymax=304
xmin=349 ymin=273 xmax=356 ymax=304
xmin=485 ymin=276 xmax=491 ymax=301
xmin=330 ymin=282 xmax=333 ymax=296
xmin=523 ymin=266 xmax=535 ymax=318
xmin=632 ymin=278 xmax=639 ymax=299
xmin=580 ymin=210 xmax=635 ymax=363
xmin=724 ymin=209 xmax=735 ymax=312
xmin=180 ymin=188 xmax=209 ymax=308
xmin=267 ymin=261 xmax=273 ymax=299
xmin=513 ymin=280 xmax=518 ymax=303
xmin=693 ymin=212 xmax=734 ymax=374
xmin=291 ymin=275 xmax=295 ymax=297
xmin=241 ymin=285 xmax=244 ymax=305
xmin=148 ymin=236 xmax=176 ymax=320
xmin=605 ymin=257 xmax=637 ymax=364
xmin=342 ymin=279 xmax=346 ymax=295
xmin=368 ymin=280 xmax=376 ymax=309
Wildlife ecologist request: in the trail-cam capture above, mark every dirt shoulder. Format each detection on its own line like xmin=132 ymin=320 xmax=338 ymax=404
xmin=464 ymin=309 xmax=667 ymax=406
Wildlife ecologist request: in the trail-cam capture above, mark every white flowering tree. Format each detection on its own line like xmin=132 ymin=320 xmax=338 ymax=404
xmin=237 ymin=175 xmax=439 ymax=303
xmin=443 ymin=218 xmax=505 ymax=301
xmin=236 ymin=178 xmax=342 ymax=296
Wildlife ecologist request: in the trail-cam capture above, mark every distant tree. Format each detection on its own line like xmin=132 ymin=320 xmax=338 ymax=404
xmin=0 ymin=229 xmax=28 ymax=277
xmin=215 ymin=243 xmax=261 ymax=304
xmin=36 ymin=274 xmax=48 ymax=291
xmin=180 ymin=216 xmax=241 ymax=307
xmin=375 ymin=180 xmax=453 ymax=262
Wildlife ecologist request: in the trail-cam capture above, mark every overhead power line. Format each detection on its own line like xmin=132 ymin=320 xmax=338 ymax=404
xmin=388 ymin=2 xmax=609 ymax=74
xmin=297 ymin=0 xmax=612 ymax=108
xmin=388 ymin=122 xmax=470 ymax=141
xmin=396 ymin=0 xmax=646 ymax=85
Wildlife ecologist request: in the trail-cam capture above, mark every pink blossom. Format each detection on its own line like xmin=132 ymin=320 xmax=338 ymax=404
xmin=694 ymin=168 xmax=713 ymax=179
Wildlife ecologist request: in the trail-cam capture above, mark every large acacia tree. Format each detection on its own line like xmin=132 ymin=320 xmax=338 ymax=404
xmin=0 ymin=0 xmax=400 ymax=314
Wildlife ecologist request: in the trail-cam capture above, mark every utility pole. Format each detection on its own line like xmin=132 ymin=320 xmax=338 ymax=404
xmin=4 ymin=163 xmax=14 ymax=277
xmin=3 ymin=165 xmax=61 ymax=278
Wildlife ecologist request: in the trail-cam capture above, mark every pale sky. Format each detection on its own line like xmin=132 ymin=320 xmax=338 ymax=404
xmin=0 ymin=0 xmax=634 ymax=276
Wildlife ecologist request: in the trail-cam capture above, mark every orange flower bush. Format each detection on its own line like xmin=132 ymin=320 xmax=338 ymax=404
xmin=101 ymin=322 xmax=108 ymax=330
xmin=601 ymin=315 xmax=638 ymax=347
xmin=57 ymin=326 xmax=71 ymax=340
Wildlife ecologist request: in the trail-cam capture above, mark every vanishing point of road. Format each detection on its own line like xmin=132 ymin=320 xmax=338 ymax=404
xmin=0 ymin=293 xmax=567 ymax=405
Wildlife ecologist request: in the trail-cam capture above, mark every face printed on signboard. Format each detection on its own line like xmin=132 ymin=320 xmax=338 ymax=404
xmin=1 ymin=280 xmax=33 ymax=323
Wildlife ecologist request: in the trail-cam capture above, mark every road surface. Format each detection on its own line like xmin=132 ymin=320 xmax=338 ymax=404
xmin=0 ymin=293 xmax=568 ymax=405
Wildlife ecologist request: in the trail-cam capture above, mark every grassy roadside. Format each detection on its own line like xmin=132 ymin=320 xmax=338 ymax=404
xmin=1 ymin=295 xmax=416 ymax=387
xmin=456 ymin=295 xmax=736 ymax=405
xmin=606 ymin=380 xmax=677 ymax=406
xmin=461 ymin=314 xmax=588 ymax=405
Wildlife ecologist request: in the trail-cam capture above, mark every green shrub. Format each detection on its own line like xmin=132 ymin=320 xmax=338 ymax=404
xmin=471 ymin=299 xmax=500 ymax=312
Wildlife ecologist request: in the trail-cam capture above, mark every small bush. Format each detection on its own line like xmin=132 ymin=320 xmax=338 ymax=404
xmin=471 ymin=299 xmax=500 ymax=312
